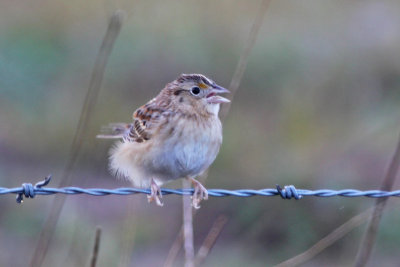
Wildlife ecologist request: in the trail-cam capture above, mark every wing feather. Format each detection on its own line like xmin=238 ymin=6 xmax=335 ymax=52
xmin=124 ymin=99 xmax=166 ymax=143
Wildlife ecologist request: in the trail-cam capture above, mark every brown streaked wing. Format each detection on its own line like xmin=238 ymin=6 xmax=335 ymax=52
xmin=124 ymin=100 xmax=166 ymax=143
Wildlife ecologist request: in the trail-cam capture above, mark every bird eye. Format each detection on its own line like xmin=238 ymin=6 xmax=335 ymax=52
xmin=191 ymin=87 xmax=201 ymax=95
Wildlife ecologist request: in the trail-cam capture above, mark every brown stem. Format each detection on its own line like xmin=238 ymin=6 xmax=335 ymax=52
xmin=195 ymin=215 xmax=228 ymax=266
xmin=118 ymin=197 xmax=138 ymax=267
xmin=164 ymin=209 xmax=199 ymax=267
xmin=220 ymin=0 xmax=272 ymax=121
xmin=183 ymin=179 xmax=195 ymax=267
xmin=90 ymin=227 xmax=102 ymax=267
xmin=274 ymin=132 xmax=400 ymax=267
xmin=163 ymin=227 xmax=184 ymax=267
xmin=354 ymin=133 xmax=400 ymax=267
xmin=274 ymin=208 xmax=373 ymax=267
xmin=29 ymin=11 xmax=124 ymax=267
xmin=166 ymin=0 xmax=271 ymax=264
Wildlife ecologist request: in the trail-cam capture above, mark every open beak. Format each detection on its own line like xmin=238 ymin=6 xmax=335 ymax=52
xmin=206 ymin=85 xmax=230 ymax=104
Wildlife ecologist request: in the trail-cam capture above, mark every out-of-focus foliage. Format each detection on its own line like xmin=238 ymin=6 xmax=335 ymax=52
xmin=1 ymin=0 xmax=400 ymax=266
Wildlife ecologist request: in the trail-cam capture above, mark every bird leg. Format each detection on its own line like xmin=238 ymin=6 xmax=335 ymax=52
xmin=188 ymin=177 xmax=208 ymax=209
xmin=147 ymin=179 xmax=163 ymax=207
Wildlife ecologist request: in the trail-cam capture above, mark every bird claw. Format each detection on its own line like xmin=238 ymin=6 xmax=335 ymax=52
xmin=147 ymin=179 xmax=163 ymax=207
xmin=190 ymin=178 xmax=208 ymax=209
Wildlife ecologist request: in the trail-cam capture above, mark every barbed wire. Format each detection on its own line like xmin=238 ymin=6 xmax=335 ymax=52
xmin=2 ymin=175 xmax=400 ymax=203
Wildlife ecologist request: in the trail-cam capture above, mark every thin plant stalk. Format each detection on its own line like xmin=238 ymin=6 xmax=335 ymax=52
xmin=29 ymin=11 xmax=124 ymax=267
xmin=118 ymin=197 xmax=138 ymax=267
xmin=183 ymin=179 xmax=195 ymax=267
xmin=354 ymin=133 xmax=400 ymax=266
xmin=90 ymin=227 xmax=102 ymax=267
xmin=274 ymin=208 xmax=373 ymax=267
xmin=164 ymin=209 xmax=199 ymax=267
xmin=195 ymin=215 xmax=228 ymax=266
xmin=275 ymin=132 xmax=400 ymax=267
xmin=163 ymin=228 xmax=184 ymax=267
xmin=175 ymin=0 xmax=271 ymax=265
xmin=220 ymin=0 xmax=272 ymax=121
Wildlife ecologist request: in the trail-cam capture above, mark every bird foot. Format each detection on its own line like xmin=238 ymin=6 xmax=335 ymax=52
xmin=147 ymin=179 xmax=163 ymax=207
xmin=189 ymin=178 xmax=208 ymax=209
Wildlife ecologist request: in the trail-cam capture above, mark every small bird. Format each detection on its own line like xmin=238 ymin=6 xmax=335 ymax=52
xmin=97 ymin=74 xmax=230 ymax=208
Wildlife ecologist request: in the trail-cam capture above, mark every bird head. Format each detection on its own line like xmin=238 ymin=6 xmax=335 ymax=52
xmin=167 ymin=74 xmax=230 ymax=115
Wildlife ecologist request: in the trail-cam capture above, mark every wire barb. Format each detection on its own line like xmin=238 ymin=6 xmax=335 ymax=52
xmin=276 ymin=185 xmax=302 ymax=200
xmin=16 ymin=175 xmax=52 ymax=203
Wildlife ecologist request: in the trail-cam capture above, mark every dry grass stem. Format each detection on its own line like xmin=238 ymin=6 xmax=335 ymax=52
xmin=173 ymin=1 xmax=271 ymax=265
xmin=220 ymin=0 xmax=271 ymax=121
xmin=275 ymin=208 xmax=373 ymax=267
xmin=183 ymin=179 xmax=195 ymax=267
xmin=163 ymin=225 xmax=183 ymax=267
xmin=276 ymin=132 xmax=400 ymax=267
xmin=90 ymin=227 xmax=102 ymax=267
xmin=164 ymin=209 xmax=199 ymax=267
xmin=163 ymin=227 xmax=184 ymax=267
xmin=118 ymin=197 xmax=138 ymax=267
xmin=195 ymin=215 xmax=228 ymax=266
xmin=354 ymin=133 xmax=400 ymax=267
xmin=29 ymin=11 xmax=124 ymax=267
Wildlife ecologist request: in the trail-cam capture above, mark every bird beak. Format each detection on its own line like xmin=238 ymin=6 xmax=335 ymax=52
xmin=206 ymin=85 xmax=230 ymax=104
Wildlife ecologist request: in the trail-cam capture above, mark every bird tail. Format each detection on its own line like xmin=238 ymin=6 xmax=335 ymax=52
xmin=96 ymin=123 xmax=132 ymax=139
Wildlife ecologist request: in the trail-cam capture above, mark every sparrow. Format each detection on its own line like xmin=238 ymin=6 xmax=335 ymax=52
xmin=97 ymin=74 xmax=230 ymax=208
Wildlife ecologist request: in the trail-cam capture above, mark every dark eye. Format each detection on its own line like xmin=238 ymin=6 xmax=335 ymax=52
xmin=191 ymin=87 xmax=200 ymax=95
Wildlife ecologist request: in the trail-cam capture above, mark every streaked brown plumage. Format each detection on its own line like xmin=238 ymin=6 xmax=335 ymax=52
xmin=97 ymin=74 xmax=230 ymax=208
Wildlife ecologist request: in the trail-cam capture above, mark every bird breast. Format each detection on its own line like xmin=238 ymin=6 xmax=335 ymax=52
xmin=146 ymin=114 xmax=223 ymax=181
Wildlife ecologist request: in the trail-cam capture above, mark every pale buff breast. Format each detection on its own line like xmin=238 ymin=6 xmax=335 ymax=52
xmin=109 ymin=113 xmax=222 ymax=188
xmin=144 ymin=114 xmax=222 ymax=185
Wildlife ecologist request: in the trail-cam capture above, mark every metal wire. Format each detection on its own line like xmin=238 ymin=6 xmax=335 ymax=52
xmin=2 ymin=175 xmax=400 ymax=203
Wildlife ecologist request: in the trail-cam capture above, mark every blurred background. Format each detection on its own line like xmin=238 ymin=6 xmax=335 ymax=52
xmin=1 ymin=0 xmax=400 ymax=266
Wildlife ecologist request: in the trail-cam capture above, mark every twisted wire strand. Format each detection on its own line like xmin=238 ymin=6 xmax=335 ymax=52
xmin=2 ymin=176 xmax=400 ymax=203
